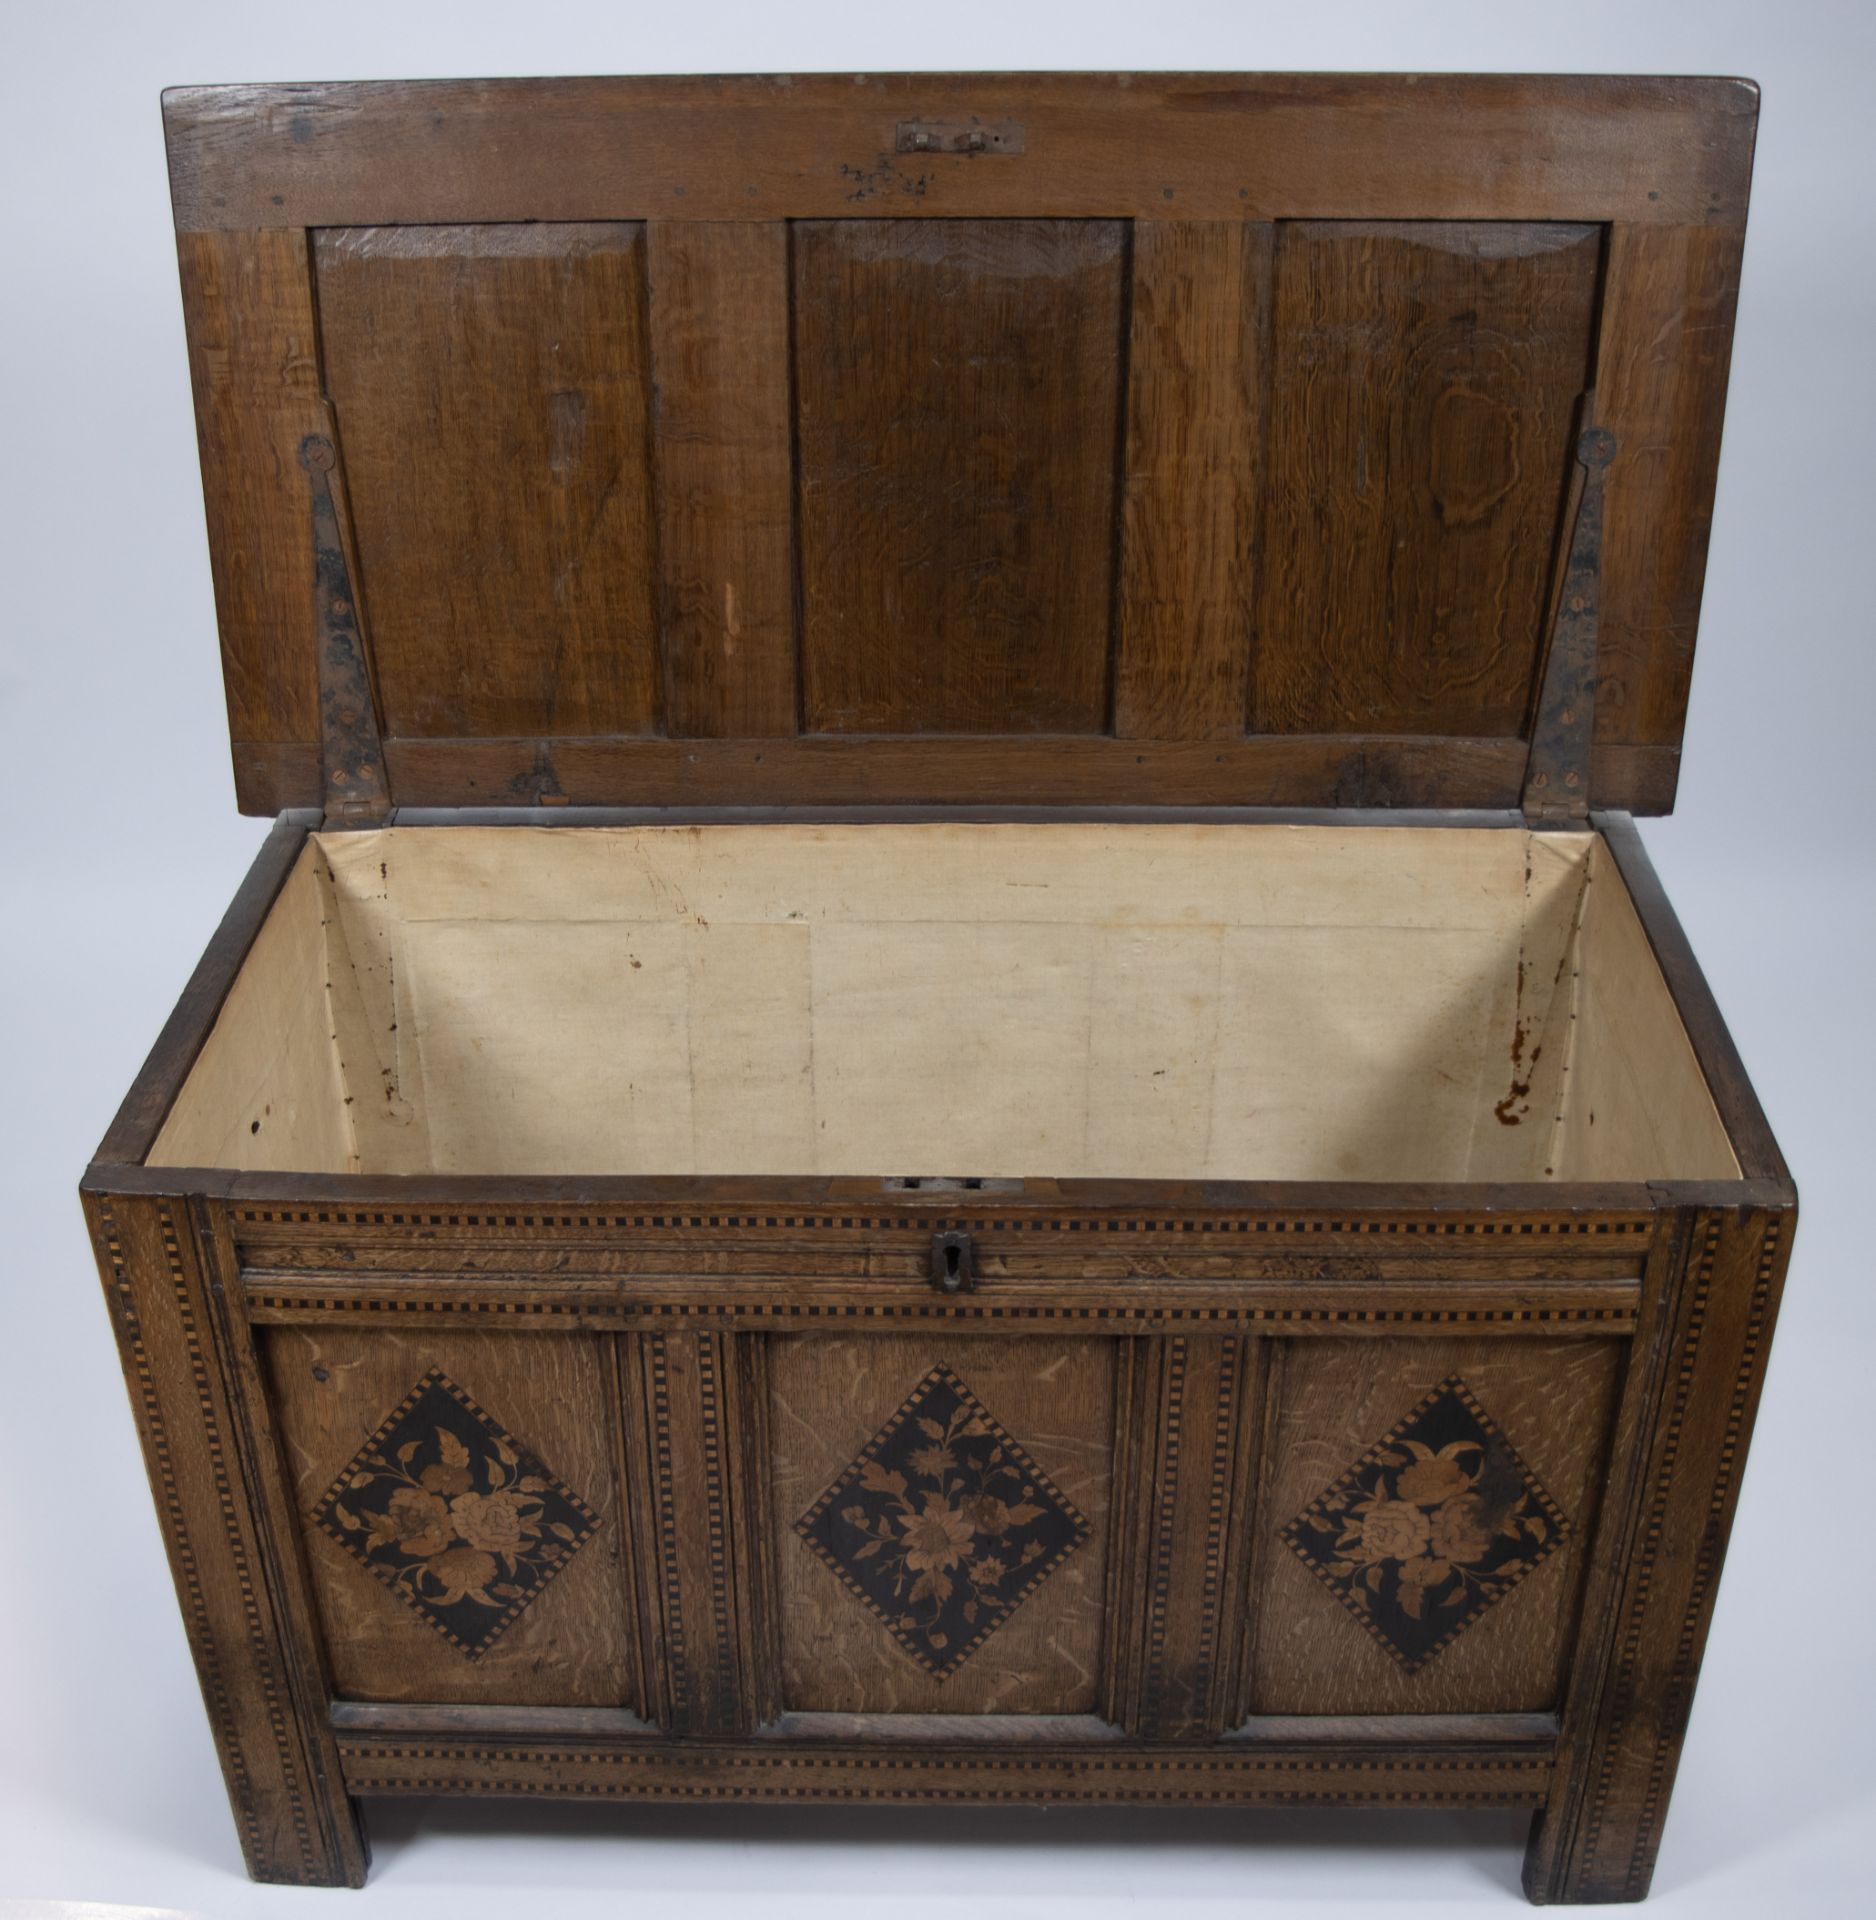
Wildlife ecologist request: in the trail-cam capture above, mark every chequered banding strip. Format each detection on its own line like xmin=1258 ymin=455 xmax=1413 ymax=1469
xmin=245 ymin=1293 xmax=1636 ymax=1331
xmin=1282 ymin=1375 xmax=1573 ymax=1673
xmin=155 ymin=1206 xmax=321 ymax=1878
xmin=645 ymin=1335 xmax=690 ymax=1724
xmin=308 ymin=1368 xmax=601 ymax=1657
xmin=1140 ymin=1339 xmax=1189 ymax=1732
xmin=1192 ymin=1340 xmax=1243 ymax=1716
xmin=1578 ymin=1218 xmax=1722 ymax=1888
xmin=1620 ymin=1215 xmax=1784 ymax=1897
xmin=237 ymin=1208 xmax=1649 ymax=1237
xmin=334 ymin=1742 xmax=1551 ymax=1806
xmin=692 ymin=1334 xmax=739 ymax=1714
xmin=96 ymin=1202 xmax=270 ymax=1872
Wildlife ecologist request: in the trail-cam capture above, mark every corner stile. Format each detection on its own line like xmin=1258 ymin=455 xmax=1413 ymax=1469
xmin=83 ymin=1186 xmax=368 ymax=1886
xmin=1523 ymin=1200 xmax=1794 ymax=1902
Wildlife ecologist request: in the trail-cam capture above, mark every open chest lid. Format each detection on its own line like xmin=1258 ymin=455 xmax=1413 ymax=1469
xmin=163 ymin=72 xmax=1756 ymax=819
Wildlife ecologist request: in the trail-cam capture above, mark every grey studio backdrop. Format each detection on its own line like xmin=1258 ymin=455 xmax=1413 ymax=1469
xmin=1 ymin=3 xmax=1870 ymax=1916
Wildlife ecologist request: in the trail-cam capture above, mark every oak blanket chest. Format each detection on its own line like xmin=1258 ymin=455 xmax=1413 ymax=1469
xmin=83 ymin=73 xmax=1793 ymax=1902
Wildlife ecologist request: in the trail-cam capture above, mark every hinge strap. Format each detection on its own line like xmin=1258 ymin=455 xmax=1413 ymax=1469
xmin=300 ymin=431 xmax=390 ymax=823
xmin=1523 ymin=423 xmax=1617 ymax=822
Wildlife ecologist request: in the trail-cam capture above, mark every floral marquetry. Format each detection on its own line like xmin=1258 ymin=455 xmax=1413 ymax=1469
xmin=794 ymin=1364 xmax=1093 ymax=1678
xmin=310 ymin=1368 xmax=602 ymax=1657
xmin=1280 ymin=1375 xmax=1572 ymax=1672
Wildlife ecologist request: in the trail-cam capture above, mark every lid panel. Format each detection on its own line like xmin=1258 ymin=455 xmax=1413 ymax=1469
xmin=176 ymin=227 xmax=327 ymax=755
xmin=1112 ymin=220 xmax=1265 ymax=742
xmin=1595 ymin=221 xmax=1746 ymax=748
xmin=164 ymin=75 xmax=1755 ymax=816
xmin=795 ymin=218 xmax=1127 ymax=735
xmin=313 ymin=223 xmax=660 ymax=739
xmin=650 ymin=220 xmax=798 ymax=739
xmin=1253 ymin=220 xmax=1602 ymax=738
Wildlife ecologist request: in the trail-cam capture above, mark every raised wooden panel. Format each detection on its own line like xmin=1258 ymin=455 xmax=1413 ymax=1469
xmin=1245 ymin=1335 xmax=1621 ymax=1716
xmin=176 ymin=230 xmax=325 ymax=749
xmin=1114 ymin=224 xmax=1271 ymax=739
xmin=1252 ymin=222 xmax=1602 ymax=738
xmin=648 ymin=222 xmax=797 ymax=736
xmin=312 ymin=224 xmax=660 ymax=740
xmin=794 ymin=219 xmax=1126 ymax=734
xmin=261 ymin=1326 xmax=639 ymax=1707
xmin=1595 ymin=223 xmax=1746 ymax=754
xmin=768 ymin=1333 xmax=1113 ymax=1713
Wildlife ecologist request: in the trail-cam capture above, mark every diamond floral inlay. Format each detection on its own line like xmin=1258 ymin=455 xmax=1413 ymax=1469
xmin=310 ymin=1368 xmax=601 ymax=1658
xmin=1279 ymin=1375 xmax=1572 ymax=1672
xmin=794 ymin=1364 xmax=1092 ymax=1678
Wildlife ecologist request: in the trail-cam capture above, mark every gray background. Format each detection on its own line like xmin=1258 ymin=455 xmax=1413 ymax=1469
xmin=2 ymin=2 xmax=1871 ymax=1914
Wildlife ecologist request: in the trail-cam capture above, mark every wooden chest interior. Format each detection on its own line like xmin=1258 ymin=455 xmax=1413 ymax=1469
xmin=152 ymin=822 xmax=1736 ymax=1186
xmin=82 ymin=73 xmax=1793 ymax=1905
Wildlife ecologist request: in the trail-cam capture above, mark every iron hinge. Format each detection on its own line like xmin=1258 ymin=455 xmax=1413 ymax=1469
xmin=300 ymin=429 xmax=390 ymax=826
xmin=1522 ymin=421 xmax=1617 ymax=825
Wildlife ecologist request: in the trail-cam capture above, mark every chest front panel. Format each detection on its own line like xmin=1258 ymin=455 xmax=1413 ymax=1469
xmin=242 ymin=1213 xmax=1646 ymax=1739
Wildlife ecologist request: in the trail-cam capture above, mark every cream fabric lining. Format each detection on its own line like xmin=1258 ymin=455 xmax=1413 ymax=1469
xmin=148 ymin=823 xmax=1739 ymax=1182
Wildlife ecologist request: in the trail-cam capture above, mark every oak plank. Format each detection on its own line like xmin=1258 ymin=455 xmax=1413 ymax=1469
xmin=1594 ymin=223 xmax=1748 ymax=750
xmin=333 ymin=1725 xmax=1553 ymax=1804
xmin=312 ymin=224 xmax=660 ymax=741
xmin=163 ymin=75 xmax=1758 ymax=231
xmin=1114 ymin=223 xmax=1270 ymax=739
xmin=1252 ymin=221 xmax=1601 ymax=739
xmin=648 ymin=222 xmax=797 ymax=736
xmin=767 ymin=1333 xmax=1113 ymax=1715
xmin=1245 ymin=1335 xmax=1624 ymax=1717
xmin=175 ymin=229 xmax=325 ymax=749
xmin=1523 ymin=1203 xmax=1794 ymax=1900
xmin=794 ymin=219 xmax=1125 ymax=734
xmin=84 ymin=1191 xmax=368 ymax=1885
xmin=259 ymin=1323 xmax=640 ymax=1707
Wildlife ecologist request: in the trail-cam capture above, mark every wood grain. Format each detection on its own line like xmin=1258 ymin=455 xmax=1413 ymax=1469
xmin=620 ymin=1330 xmax=774 ymax=1733
xmin=96 ymin=70 xmax=1793 ymax=1899
xmin=373 ymin=732 xmax=1539 ymax=809
xmin=1523 ymin=1204 xmax=1794 ymax=1902
xmin=84 ymin=1191 xmax=367 ymax=1886
xmin=1114 ymin=224 xmax=1270 ymax=738
xmin=1594 ymin=224 xmax=1748 ymax=751
xmin=794 ymin=218 xmax=1125 ymax=734
xmin=162 ymin=74 xmax=1758 ymax=232
xmin=768 ymin=1333 xmax=1112 ymax=1715
xmin=260 ymin=1325 xmax=639 ymax=1707
xmin=1245 ymin=1336 xmax=1622 ymax=1716
xmin=1107 ymin=1336 xmax=1263 ymax=1737
xmin=648 ymin=222 xmax=797 ymax=736
xmin=175 ymin=230 xmax=325 ymax=748
xmin=167 ymin=80 xmax=1755 ymax=817
xmin=312 ymin=224 xmax=660 ymax=741
xmin=333 ymin=1724 xmax=1555 ymax=1806
xmin=1253 ymin=222 xmax=1601 ymax=738
xmin=233 ymin=728 xmax=1684 ymax=821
